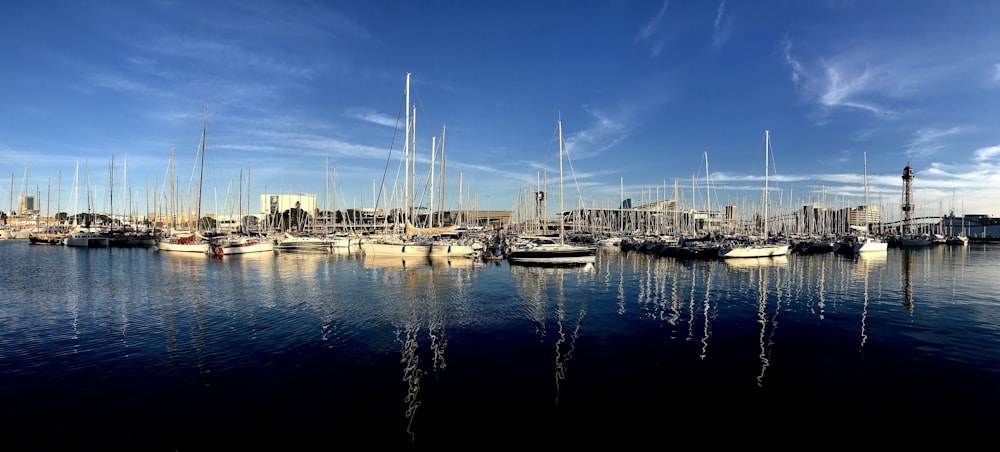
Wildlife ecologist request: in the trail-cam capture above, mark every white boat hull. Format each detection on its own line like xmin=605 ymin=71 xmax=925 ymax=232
xmin=212 ymin=237 xmax=275 ymax=256
xmin=276 ymin=233 xmax=330 ymax=252
xmin=361 ymin=241 xmax=476 ymax=258
xmin=854 ymin=238 xmax=888 ymax=253
xmin=156 ymin=238 xmax=210 ymax=253
xmin=718 ymin=243 xmax=789 ymax=258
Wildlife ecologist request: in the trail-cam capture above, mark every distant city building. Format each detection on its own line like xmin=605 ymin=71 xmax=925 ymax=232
xmin=261 ymin=193 xmax=317 ymax=216
xmin=846 ymin=205 xmax=880 ymax=226
xmin=17 ymin=194 xmax=37 ymax=216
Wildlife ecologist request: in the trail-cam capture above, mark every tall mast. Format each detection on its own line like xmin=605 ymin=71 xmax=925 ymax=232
xmin=439 ymin=124 xmax=446 ymax=227
xmin=704 ymin=150 xmax=710 ymax=229
xmin=44 ymin=177 xmax=50 ymax=228
xmin=764 ymin=130 xmax=770 ymax=238
xmin=558 ymin=116 xmax=565 ymax=244
xmin=196 ymin=107 xmax=207 ymax=231
xmin=325 ymin=156 xmax=329 ymax=233
xmin=862 ymin=151 xmax=870 ymax=232
xmin=239 ymin=167 xmax=244 ymax=231
xmin=109 ymin=155 xmax=114 ymax=231
xmin=411 ymin=105 xmax=417 ymax=221
xmin=430 ymin=135 xmax=435 ymax=226
xmin=71 ymin=162 xmax=79 ymax=227
xmin=84 ymin=159 xmax=91 ymax=227
xmin=404 ymin=72 xmax=410 ymax=224
xmin=168 ymin=148 xmax=175 ymax=230
xmin=620 ymin=176 xmax=624 ymax=232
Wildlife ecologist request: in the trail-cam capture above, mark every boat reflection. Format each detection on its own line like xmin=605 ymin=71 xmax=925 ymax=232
xmin=399 ymin=320 xmax=423 ymax=442
xmin=855 ymin=251 xmax=887 ymax=269
xmin=713 ymin=252 xmax=790 ymax=385
xmin=509 ymin=262 xmax=594 ymax=405
xmin=363 ymin=254 xmax=480 ymax=270
xmin=855 ymin=251 xmax=887 ymax=348
xmin=753 ymin=258 xmax=788 ymax=386
xmin=725 ymin=256 xmax=790 ymax=373
xmin=721 ymin=255 xmax=789 ymax=269
xmin=364 ymin=253 xmax=479 ymax=443
xmin=330 ymin=246 xmax=358 ymax=259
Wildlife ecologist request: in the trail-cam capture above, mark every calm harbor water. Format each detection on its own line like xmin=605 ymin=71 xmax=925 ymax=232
xmin=1 ymin=239 xmax=998 ymax=448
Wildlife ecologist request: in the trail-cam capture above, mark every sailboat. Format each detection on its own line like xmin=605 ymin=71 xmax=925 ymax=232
xmin=944 ymin=197 xmax=969 ymax=246
xmin=155 ymin=109 xmax=212 ymax=254
xmin=64 ymin=160 xmax=110 ymax=248
xmin=718 ymin=130 xmax=789 ymax=258
xmin=834 ymin=152 xmax=887 ymax=255
xmin=506 ymin=117 xmax=596 ymax=266
xmin=210 ymin=166 xmax=275 ymax=257
xmin=29 ymin=176 xmax=66 ymax=245
xmin=360 ymin=72 xmax=477 ymax=259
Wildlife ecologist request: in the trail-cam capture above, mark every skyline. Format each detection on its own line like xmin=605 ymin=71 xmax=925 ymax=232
xmin=4 ymin=1 xmax=1000 ymax=224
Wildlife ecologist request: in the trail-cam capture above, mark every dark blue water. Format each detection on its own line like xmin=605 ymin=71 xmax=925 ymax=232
xmin=1 ymin=240 xmax=997 ymax=449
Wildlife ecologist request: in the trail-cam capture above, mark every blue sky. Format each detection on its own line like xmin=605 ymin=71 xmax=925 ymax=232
xmin=3 ymin=0 xmax=1000 ymax=223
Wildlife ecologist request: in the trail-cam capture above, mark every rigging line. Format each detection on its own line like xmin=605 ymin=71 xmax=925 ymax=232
xmin=560 ymin=129 xmax=586 ymax=209
xmin=373 ymin=84 xmax=407 ymax=214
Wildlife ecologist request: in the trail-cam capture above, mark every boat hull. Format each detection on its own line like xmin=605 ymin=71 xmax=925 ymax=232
xmin=718 ymin=243 xmax=789 ymax=258
xmin=65 ymin=233 xmax=110 ymax=248
xmin=212 ymin=237 xmax=275 ymax=256
xmin=361 ymin=241 xmax=476 ymax=258
xmin=29 ymin=234 xmax=65 ymax=245
xmin=155 ymin=240 xmax=210 ymax=253
xmin=506 ymin=244 xmax=596 ymax=265
xmin=855 ymin=241 xmax=888 ymax=253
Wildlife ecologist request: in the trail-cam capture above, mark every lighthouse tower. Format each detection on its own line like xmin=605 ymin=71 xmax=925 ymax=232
xmin=902 ymin=164 xmax=915 ymax=235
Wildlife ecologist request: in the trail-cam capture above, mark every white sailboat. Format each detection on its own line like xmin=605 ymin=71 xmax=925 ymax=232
xmin=0 ymin=173 xmax=14 ymax=240
xmin=945 ymin=197 xmax=969 ymax=246
xmin=155 ymin=109 xmax=212 ymax=254
xmin=210 ymin=166 xmax=274 ymax=257
xmin=361 ymin=72 xmax=477 ymax=259
xmin=835 ymin=152 xmax=887 ymax=254
xmin=275 ymin=231 xmax=331 ymax=252
xmin=507 ymin=117 xmax=596 ymax=266
xmin=718 ymin=130 xmax=789 ymax=259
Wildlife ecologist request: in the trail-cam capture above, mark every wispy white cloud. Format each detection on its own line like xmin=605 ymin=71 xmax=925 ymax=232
xmin=141 ymin=35 xmax=321 ymax=80
xmin=562 ymin=107 xmax=630 ymax=160
xmin=785 ymin=45 xmax=892 ymax=116
xmin=974 ymin=145 xmax=1000 ymax=161
xmin=220 ymin=128 xmax=387 ymax=161
xmin=781 ymin=38 xmax=805 ymax=86
xmin=227 ymin=1 xmax=378 ymax=45
xmin=906 ymin=127 xmax=964 ymax=158
xmin=710 ymin=0 xmax=732 ymax=50
xmin=635 ymin=0 xmax=670 ymax=57
xmin=817 ymin=60 xmax=889 ymax=115
xmin=636 ymin=0 xmax=669 ymax=41
xmin=782 ymin=38 xmax=899 ymax=118
xmin=781 ymin=25 xmax=1000 ymax=124
xmin=86 ymin=73 xmax=164 ymax=98
xmin=351 ymin=111 xmax=400 ymax=128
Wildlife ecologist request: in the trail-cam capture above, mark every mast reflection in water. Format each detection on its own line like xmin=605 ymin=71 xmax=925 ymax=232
xmin=510 ymin=262 xmax=594 ymax=406
xmin=0 ymin=242 xmax=997 ymax=448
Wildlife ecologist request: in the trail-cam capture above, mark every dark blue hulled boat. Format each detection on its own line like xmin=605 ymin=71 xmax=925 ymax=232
xmin=506 ymin=236 xmax=596 ymax=266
